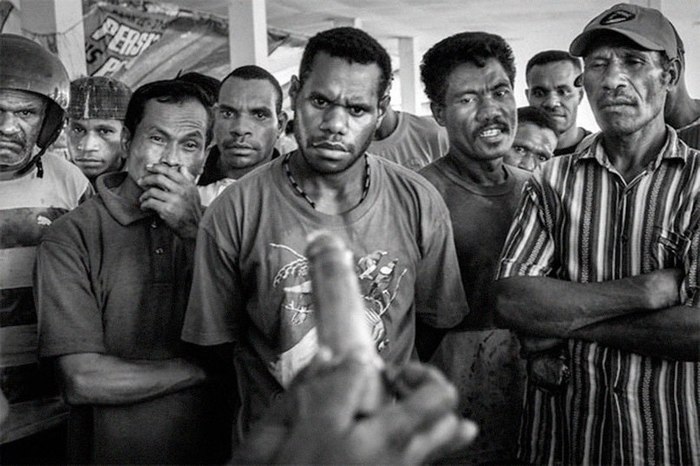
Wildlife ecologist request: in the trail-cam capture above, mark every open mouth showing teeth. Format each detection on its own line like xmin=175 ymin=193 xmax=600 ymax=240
xmin=480 ymin=128 xmax=502 ymax=138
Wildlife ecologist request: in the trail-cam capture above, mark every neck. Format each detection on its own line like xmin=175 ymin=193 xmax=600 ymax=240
xmin=447 ymin=150 xmax=508 ymax=186
xmin=374 ymin=108 xmax=399 ymax=140
xmin=556 ymin=125 xmax=583 ymax=150
xmin=288 ymin=150 xmax=367 ymax=214
xmin=116 ymin=174 xmax=144 ymax=204
xmin=665 ymin=87 xmax=700 ymax=129
xmin=601 ymin=116 xmax=667 ymax=182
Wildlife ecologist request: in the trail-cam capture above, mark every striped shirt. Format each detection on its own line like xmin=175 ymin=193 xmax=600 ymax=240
xmin=0 ymin=156 xmax=91 ymax=443
xmin=497 ymin=128 xmax=700 ymax=465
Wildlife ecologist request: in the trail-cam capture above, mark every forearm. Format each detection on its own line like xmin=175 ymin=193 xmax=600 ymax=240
xmin=59 ymin=353 xmax=207 ymax=406
xmin=494 ymin=271 xmax=679 ymax=338
xmin=570 ymin=304 xmax=700 ymax=361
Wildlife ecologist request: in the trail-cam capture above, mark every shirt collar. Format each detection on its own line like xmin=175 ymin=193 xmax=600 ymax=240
xmin=576 ymin=125 xmax=688 ymax=168
xmin=96 ymin=171 xmax=154 ymax=226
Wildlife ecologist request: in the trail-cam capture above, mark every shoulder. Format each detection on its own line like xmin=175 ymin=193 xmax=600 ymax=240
xmin=402 ymin=112 xmax=442 ymax=133
xmin=372 ymin=155 xmax=448 ymax=212
xmin=43 ymin=195 xmax=104 ymax=245
xmin=42 ymin=156 xmax=91 ymax=204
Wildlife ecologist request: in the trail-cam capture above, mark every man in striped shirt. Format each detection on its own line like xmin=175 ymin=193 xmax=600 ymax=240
xmin=495 ymin=4 xmax=700 ymax=465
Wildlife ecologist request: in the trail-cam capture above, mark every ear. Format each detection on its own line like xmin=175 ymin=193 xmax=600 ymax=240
xmin=524 ymin=88 xmax=531 ymax=102
xmin=375 ymin=94 xmax=390 ymax=130
xmin=289 ymin=76 xmax=301 ymax=110
xmin=120 ymin=126 xmax=131 ymax=159
xmin=664 ymin=57 xmax=682 ymax=89
xmin=430 ymin=101 xmax=447 ymax=127
xmin=276 ymin=110 xmax=289 ymax=138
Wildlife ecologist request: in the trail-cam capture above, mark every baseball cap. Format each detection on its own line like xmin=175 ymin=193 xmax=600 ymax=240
xmin=69 ymin=76 xmax=132 ymax=120
xmin=570 ymin=3 xmax=678 ymax=59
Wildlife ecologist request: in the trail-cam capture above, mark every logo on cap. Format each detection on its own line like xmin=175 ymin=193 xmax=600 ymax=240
xmin=600 ymin=10 xmax=635 ymax=25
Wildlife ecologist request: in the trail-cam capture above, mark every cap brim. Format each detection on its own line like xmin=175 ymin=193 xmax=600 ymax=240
xmin=570 ymin=26 xmax=665 ymax=57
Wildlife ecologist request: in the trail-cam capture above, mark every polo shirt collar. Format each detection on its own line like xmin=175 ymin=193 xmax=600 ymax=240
xmin=96 ymin=171 xmax=153 ymax=226
xmin=577 ymin=125 xmax=688 ymax=168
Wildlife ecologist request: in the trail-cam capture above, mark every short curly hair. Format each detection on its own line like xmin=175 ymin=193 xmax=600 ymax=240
xmin=421 ymin=32 xmax=515 ymax=105
xmin=298 ymin=27 xmax=392 ymax=99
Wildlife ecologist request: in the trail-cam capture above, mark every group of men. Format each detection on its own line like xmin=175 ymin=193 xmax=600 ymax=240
xmin=1 ymin=2 xmax=699 ymax=464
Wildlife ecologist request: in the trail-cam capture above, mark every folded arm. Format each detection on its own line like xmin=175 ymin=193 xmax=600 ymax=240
xmin=57 ymin=352 xmax=207 ymax=406
xmin=494 ymin=269 xmax=699 ymax=360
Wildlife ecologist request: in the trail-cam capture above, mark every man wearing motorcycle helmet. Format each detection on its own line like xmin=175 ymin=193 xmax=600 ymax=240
xmin=0 ymin=34 xmax=91 ymax=464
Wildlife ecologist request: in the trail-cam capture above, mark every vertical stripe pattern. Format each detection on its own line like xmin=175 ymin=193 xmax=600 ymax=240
xmin=498 ymin=129 xmax=700 ymax=465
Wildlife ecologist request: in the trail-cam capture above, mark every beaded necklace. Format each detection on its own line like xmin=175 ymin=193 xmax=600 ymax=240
xmin=283 ymin=152 xmax=371 ymax=209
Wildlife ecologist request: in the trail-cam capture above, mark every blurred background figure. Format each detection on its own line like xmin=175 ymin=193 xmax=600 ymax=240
xmin=525 ymin=50 xmax=591 ymax=156
xmin=504 ymin=106 xmax=558 ymax=172
xmin=369 ymin=103 xmax=448 ymax=171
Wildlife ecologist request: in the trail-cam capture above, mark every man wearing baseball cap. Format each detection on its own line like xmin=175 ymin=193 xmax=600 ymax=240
xmin=495 ymin=3 xmax=699 ymax=464
xmin=66 ymin=76 xmax=131 ymax=185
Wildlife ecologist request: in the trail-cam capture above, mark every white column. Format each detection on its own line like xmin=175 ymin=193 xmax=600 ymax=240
xmin=629 ymin=0 xmax=662 ymax=9
xmin=19 ymin=0 xmax=86 ymax=78
xmin=332 ymin=17 xmax=362 ymax=29
xmin=399 ymin=36 xmax=419 ymax=114
xmin=228 ymin=0 xmax=268 ymax=69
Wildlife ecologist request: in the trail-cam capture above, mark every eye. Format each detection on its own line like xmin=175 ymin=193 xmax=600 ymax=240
xmin=538 ymin=153 xmax=550 ymax=162
xmin=71 ymin=126 xmax=85 ymax=134
xmin=254 ymin=111 xmax=268 ymax=120
xmin=531 ymin=90 xmax=545 ymax=99
xmin=150 ymin=135 xmax=164 ymax=143
xmin=513 ymin=146 xmax=527 ymax=155
xmin=459 ymin=96 xmax=474 ymax=104
xmin=494 ymin=88 xmax=510 ymax=98
xmin=311 ymin=96 xmax=329 ymax=108
xmin=183 ymin=141 xmax=201 ymax=151
xmin=98 ymin=128 xmax=114 ymax=135
xmin=18 ymin=110 xmax=35 ymax=117
xmin=219 ymin=109 xmax=234 ymax=119
xmin=348 ymin=106 xmax=366 ymax=117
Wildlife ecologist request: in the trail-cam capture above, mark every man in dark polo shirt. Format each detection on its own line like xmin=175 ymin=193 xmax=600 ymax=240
xmin=35 ymin=79 xmax=229 ymax=463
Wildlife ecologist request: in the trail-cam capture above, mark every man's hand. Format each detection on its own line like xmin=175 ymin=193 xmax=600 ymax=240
xmin=138 ymin=163 xmax=202 ymax=240
xmin=641 ymin=268 xmax=684 ymax=309
xmin=233 ymin=355 xmax=477 ymax=465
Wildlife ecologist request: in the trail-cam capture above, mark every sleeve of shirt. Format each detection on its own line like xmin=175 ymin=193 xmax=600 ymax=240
xmin=414 ymin=189 xmax=469 ymax=328
xmin=35 ymin=237 xmax=105 ymax=357
xmin=683 ymin=205 xmax=700 ymax=307
xmin=181 ymin=217 xmax=243 ymax=346
xmin=496 ymin=176 xmax=556 ymax=279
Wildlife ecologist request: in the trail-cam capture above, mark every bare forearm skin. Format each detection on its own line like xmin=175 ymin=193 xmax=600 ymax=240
xmin=493 ymin=274 xmax=664 ymax=338
xmin=570 ymin=305 xmax=700 ymax=361
xmin=58 ymin=353 xmax=208 ymax=406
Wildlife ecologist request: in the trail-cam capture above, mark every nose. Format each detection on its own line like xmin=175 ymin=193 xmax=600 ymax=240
xmin=229 ymin=114 xmax=252 ymax=138
xmin=600 ymin=60 xmax=627 ymax=91
xmin=543 ymin=93 xmax=561 ymax=110
xmin=518 ymin=153 xmax=537 ymax=172
xmin=319 ymin=105 xmax=348 ymax=135
xmin=158 ymin=141 xmax=182 ymax=167
xmin=475 ymin=95 xmax=502 ymax=123
xmin=0 ymin=111 xmax=20 ymax=136
xmin=81 ymin=131 xmax=100 ymax=152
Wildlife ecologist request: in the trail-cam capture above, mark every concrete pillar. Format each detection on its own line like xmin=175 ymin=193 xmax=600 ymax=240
xmin=228 ymin=0 xmax=268 ymax=69
xmin=19 ymin=0 xmax=86 ymax=78
xmin=332 ymin=17 xmax=362 ymax=28
xmin=629 ymin=0 xmax=662 ymax=9
xmin=398 ymin=36 xmax=419 ymax=114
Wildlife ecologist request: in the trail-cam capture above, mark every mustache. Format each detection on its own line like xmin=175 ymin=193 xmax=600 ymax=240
xmin=0 ymin=134 xmax=25 ymax=146
xmin=475 ymin=118 xmax=511 ymax=134
xmin=309 ymin=139 xmax=351 ymax=152
xmin=598 ymin=91 xmax=636 ymax=107
xmin=222 ymin=140 xmax=256 ymax=150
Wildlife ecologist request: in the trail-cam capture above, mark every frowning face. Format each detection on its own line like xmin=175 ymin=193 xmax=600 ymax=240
xmin=290 ymin=52 xmax=387 ymax=175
